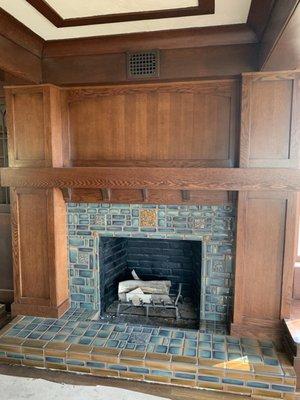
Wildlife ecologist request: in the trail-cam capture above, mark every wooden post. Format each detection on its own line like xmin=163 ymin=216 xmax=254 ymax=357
xmin=5 ymin=85 xmax=69 ymax=317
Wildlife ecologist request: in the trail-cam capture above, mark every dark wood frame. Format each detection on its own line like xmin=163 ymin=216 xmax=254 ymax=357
xmin=25 ymin=0 xmax=215 ymax=27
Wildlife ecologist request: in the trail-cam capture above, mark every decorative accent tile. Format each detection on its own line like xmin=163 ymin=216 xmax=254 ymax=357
xmin=140 ymin=209 xmax=157 ymax=227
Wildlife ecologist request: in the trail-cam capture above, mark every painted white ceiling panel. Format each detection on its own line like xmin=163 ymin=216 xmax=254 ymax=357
xmin=46 ymin=0 xmax=198 ymax=19
xmin=0 ymin=0 xmax=252 ymax=40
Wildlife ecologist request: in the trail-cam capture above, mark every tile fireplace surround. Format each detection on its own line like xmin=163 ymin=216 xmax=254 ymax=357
xmin=0 ymin=203 xmax=297 ymax=398
xmin=67 ymin=203 xmax=236 ymax=323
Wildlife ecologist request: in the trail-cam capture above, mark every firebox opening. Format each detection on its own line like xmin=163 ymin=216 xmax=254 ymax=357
xmin=99 ymin=237 xmax=201 ymax=328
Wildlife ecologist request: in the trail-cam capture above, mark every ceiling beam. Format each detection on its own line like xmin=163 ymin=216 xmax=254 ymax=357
xmin=25 ymin=0 xmax=215 ymax=27
xmin=0 ymin=8 xmax=44 ymax=57
xmin=43 ymin=24 xmax=257 ymax=58
xmin=259 ymin=0 xmax=300 ymax=70
xmin=247 ymin=0 xmax=275 ymax=40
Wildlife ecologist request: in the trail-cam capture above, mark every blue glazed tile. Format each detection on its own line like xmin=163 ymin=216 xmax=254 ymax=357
xmin=222 ymin=378 xmax=244 ymax=386
xmin=169 ymin=347 xmax=182 ymax=355
xmin=47 ymin=326 xmax=61 ymax=333
xmin=228 ymin=353 xmax=242 ymax=361
xmin=86 ymin=361 xmax=105 ymax=368
xmin=129 ymin=367 xmax=149 ymax=374
xmin=84 ymin=330 xmax=97 ymax=337
xmin=66 ymin=335 xmax=80 ymax=344
xmin=96 ymin=331 xmax=110 ymax=339
xmin=28 ymin=332 xmax=41 ymax=339
xmin=175 ymin=372 xmax=195 ymax=380
xmin=150 ymin=337 xmax=164 ymax=345
xmin=184 ymin=348 xmax=196 ymax=357
xmin=170 ymin=339 xmax=183 ymax=347
xmin=199 ymin=341 xmax=211 ymax=350
xmin=264 ymin=357 xmax=279 ymax=366
xmin=135 ymin=345 xmax=146 ymax=352
xmin=92 ymin=338 xmax=106 ymax=346
xmin=53 ymin=335 xmax=68 ymax=342
xmin=114 ymin=325 xmax=126 ymax=332
xmin=213 ymin=343 xmax=225 ymax=351
xmin=106 ymin=340 xmax=119 ymax=348
xmin=6 ymin=353 xmax=24 ymax=360
xmin=17 ymin=330 xmax=31 ymax=338
xmin=247 ymin=382 xmax=269 ymax=389
xmin=40 ymin=332 xmax=55 ymax=340
xmin=198 ymin=375 xmax=219 ymax=383
xmin=151 ymin=370 xmax=172 ymax=377
xmin=155 ymin=345 xmax=168 ymax=354
xmin=46 ymin=357 xmax=64 ymax=364
xmin=125 ymin=343 xmax=135 ymax=350
xmin=108 ymin=364 xmax=127 ymax=371
xmin=199 ymin=334 xmax=211 ymax=342
xmin=271 ymin=385 xmax=294 ymax=393
xmin=199 ymin=350 xmax=212 ymax=359
xmin=185 ymin=332 xmax=197 ymax=340
xmin=79 ymin=337 xmax=93 ymax=345
xmin=213 ymin=351 xmax=226 ymax=360
xmin=228 ymin=344 xmax=241 ymax=352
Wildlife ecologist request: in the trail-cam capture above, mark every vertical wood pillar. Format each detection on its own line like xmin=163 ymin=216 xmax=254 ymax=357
xmin=5 ymin=85 xmax=69 ymax=317
xmin=231 ymin=71 xmax=300 ymax=342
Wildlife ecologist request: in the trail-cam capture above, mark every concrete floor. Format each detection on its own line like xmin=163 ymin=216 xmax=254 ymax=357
xmin=0 ymin=373 xmax=168 ymax=400
xmin=0 ymin=365 xmax=254 ymax=400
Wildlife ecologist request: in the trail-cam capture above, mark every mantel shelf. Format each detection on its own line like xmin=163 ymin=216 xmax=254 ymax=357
xmin=1 ymin=167 xmax=300 ymax=192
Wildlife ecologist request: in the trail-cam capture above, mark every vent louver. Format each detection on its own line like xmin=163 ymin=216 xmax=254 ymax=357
xmin=127 ymin=50 xmax=160 ymax=79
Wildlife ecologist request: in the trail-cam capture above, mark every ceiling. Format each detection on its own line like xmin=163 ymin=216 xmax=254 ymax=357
xmin=46 ymin=0 xmax=199 ymax=18
xmin=0 ymin=0 xmax=252 ymax=40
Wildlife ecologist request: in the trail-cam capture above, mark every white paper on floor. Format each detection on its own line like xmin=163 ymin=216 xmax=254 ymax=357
xmin=0 ymin=374 xmax=170 ymax=400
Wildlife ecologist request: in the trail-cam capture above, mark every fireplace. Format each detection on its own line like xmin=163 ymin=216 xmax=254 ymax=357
xmin=68 ymin=203 xmax=236 ymax=329
xmin=99 ymin=237 xmax=202 ymax=328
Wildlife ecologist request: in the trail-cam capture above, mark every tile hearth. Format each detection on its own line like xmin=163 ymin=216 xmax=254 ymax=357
xmin=0 ymin=309 xmax=296 ymax=399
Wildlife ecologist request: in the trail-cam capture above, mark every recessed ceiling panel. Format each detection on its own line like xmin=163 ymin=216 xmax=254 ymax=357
xmin=46 ymin=0 xmax=198 ymax=19
xmin=0 ymin=0 xmax=252 ymax=40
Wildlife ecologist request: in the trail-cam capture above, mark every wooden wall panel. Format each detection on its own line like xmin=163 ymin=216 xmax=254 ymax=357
xmin=17 ymin=189 xmax=49 ymax=300
xmin=5 ymin=85 xmax=64 ymax=167
xmin=64 ymin=188 xmax=232 ymax=205
xmin=67 ymin=79 xmax=238 ymax=167
xmin=0 ymin=205 xmax=13 ymax=304
xmin=231 ymin=191 xmax=298 ymax=343
xmin=10 ymin=188 xmax=68 ymax=317
xmin=240 ymin=71 xmax=300 ymax=168
xmin=240 ymin=193 xmax=286 ymax=320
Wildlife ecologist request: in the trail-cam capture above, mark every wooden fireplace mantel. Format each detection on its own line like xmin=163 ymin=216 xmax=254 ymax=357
xmin=1 ymin=71 xmax=300 ymax=342
xmin=1 ymin=167 xmax=300 ymax=192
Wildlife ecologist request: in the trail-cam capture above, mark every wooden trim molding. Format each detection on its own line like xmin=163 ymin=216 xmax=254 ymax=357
xmin=1 ymin=167 xmax=300 ymax=192
xmin=43 ymin=24 xmax=258 ymax=58
xmin=26 ymin=0 xmax=215 ymax=27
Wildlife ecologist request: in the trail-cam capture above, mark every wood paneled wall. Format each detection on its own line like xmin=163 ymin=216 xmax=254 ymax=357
xmin=232 ymin=71 xmax=300 ymax=343
xmin=65 ymin=79 xmax=238 ymax=167
xmin=3 ymin=70 xmax=300 ymax=337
